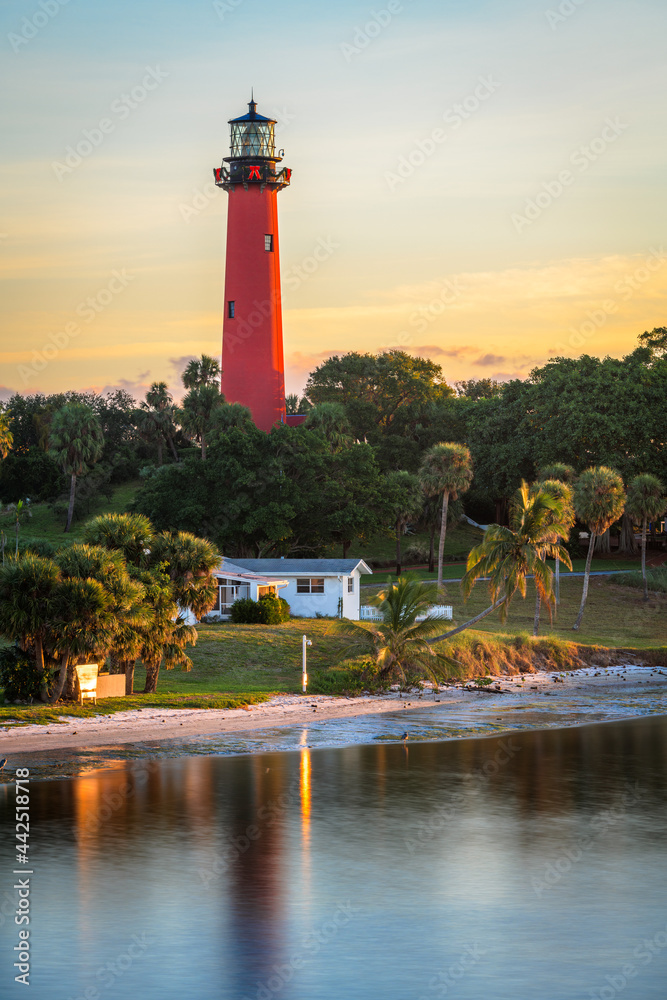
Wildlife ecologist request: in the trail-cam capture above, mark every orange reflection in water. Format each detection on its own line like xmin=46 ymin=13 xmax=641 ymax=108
xmin=300 ymin=739 xmax=312 ymax=892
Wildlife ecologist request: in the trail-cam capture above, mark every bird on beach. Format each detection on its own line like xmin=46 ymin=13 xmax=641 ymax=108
xmin=401 ymin=732 xmax=408 ymax=742
xmin=0 ymin=758 xmax=7 ymax=770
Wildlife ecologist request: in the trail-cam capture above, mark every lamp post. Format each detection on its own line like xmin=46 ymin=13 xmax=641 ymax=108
xmin=302 ymin=635 xmax=312 ymax=693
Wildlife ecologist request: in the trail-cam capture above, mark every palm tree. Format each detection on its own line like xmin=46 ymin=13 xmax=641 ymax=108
xmin=136 ymin=567 xmax=196 ymax=694
xmin=82 ymin=512 xmax=155 ymax=568
xmin=83 ymin=515 xmax=211 ymax=694
xmin=49 ymin=402 xmax=104 ymax=532
xmin=572 ymin=466 xmax=625 ymax=630
xmin=304 ymin=403 xmax=353 ymax=452
xmin=338 ymin=575 xmax=452 ymax=685
xmin=537 ymin=463 xmax=576 ymax=484
xmin=532 ymin=480 xmax=575 ymax=633
xmin=384 ymin=470 xmax=422 ymax=576
xmin=429 ymin=481 xmax=573 ymax=644
xmin=182 ymin=354 xmax=222 ymax=389
xmin=134 ymin=382 xmax=178 ymax=465
xmin=179 ymin=384 xmax=223 ymax=460
xmin=0 ymin=409 xmax=13 ymax=459
xmin=49 ymin=577 xmax=117 ymax=703
xmin=419 ymin=442 xmax=473 ymax=592
xmin=3 ymin=499 xmax=32 ymax=556
xmin=625 ymin=474 xmax=667 ymax=601
xmin=0 ymin=554 xmax=60 ymax=701
xmin=537 ymin=465 xmax=576 ymax=607
xmin=54 ymin=544 xmax=137 ymax=698
xmin=150 ymin=531 xmax=220 ymax=619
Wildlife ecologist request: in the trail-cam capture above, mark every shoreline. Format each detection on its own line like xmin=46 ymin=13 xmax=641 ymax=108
xmin=2 ymin=663 xmax=666 ymax=756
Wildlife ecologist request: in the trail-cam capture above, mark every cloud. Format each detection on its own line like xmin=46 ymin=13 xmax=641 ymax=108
xmin=474 ymin=353 xmax=507 ymax=367
xmin=0 ymin=385 xmax=17 ymax=402
xmin=80 ymin=372 xmax=153 ymax=400
xmin=408 ymin=344 xmax=479 ymax=359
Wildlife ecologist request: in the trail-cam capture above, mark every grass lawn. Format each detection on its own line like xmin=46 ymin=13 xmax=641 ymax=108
xmin=18 ymin=481 xmax=142 ymax=547
xmin=364 ymin=574 xmax=667 ymax=649
xmin=362 ymin=556 xmax=643 ymax=587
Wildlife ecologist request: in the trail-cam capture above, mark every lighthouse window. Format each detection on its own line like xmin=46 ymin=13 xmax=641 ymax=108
xmin=228 ymin=301 xmax=235 ymax=318
xmin=264 ymin=234 xmax=274 ymax=252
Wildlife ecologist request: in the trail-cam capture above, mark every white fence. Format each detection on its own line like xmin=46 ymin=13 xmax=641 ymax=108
xmin=360 ymin=605 xmax=453 ymax=622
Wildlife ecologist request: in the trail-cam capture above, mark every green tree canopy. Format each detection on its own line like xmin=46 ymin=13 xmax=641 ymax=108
xmin=305 ymin=350 xmax=454 ymax=435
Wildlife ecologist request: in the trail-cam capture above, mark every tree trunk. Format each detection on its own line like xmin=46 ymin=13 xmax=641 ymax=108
xmin=573 ymin=532 xmax=596 ymax=630
xmin=65 ymin=472 xmax=77 ymax=532
xmin=342 ymin=540 xmax=351 ymax=558
xmin=50 ymin=650 xmax=70 ymax=703
xmin=143 ymin=660 xmax=161 ymax=694
xmin=437 ymin=491 xmax=449 ymax=592
xmin=428 ymin=522 xmax=435 ymax=574
xmin=395 ymin=524 xmax=402 ymax=577
xmin=125 ymin=659 xmax=136 ymax=696
xmin=641 ymin=515 xmax=648 ymax=602
xmin=555 ymin=555 xmax=560 ymax=607
xmin=15 ymin=518 xmax=19 ymax=556
xmin=63 ymin=658 xmax=78 ymax=700
xmin=201 ymin=435 xmax=207 ymax=461
xmin=594 ymin=528 xmax=611 ymax=554
xmin=34 ymin=635 xmax=49 ymax=702
xmin=430 ymin=597 xmax=507 ymax=644
xmin=167 ymin=434 xmax=179 ymax=461
xmin=157 ymin=441 xmax=163 ymax=466
xmin=618 ymin=512 xmax=638 ymax=555
xmin=533 ymin=590 xmax=541 ymax=637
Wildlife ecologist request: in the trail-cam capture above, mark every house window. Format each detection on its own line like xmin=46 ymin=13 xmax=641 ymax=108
xmin=347 ymin=577 xmax=354 ymax=594
xmin=215 ymin=578 xmax=250 ymax=613
xmin=297 ymin=578 xmax=325 ymax=595
xmin=228 ymin=300 xmax=235 ymax=318
xmin=264 ymin=234 xmax=273 ymax=252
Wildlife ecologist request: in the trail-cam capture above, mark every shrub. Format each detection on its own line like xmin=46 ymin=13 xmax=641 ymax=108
xmin=230 ymin=597 xmax=264 ymax=623
xmin=17 ymin=536 xmax=57 ymax=558
xmin=0 ymin=645 xmax=55 ymax=702
xmin=309 ymin=660 xmax=386 ymax=695
xmin=258 ymin=594 xmax=290 ymax=624
xmin=610 ymin=566 xmax=667 ymax=595
xmin=404 ymin=542 xmax=430 ymax=563
xmin=230 ymin=594 xmax=291 ymax=625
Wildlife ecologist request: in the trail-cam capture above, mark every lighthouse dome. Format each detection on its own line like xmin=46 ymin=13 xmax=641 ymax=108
xmin=228 ymin=97 xmax=276 ymax=159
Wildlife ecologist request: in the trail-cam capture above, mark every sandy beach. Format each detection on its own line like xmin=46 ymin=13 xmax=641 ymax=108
xmin=2 ymin=663 xmax=666 ymax=755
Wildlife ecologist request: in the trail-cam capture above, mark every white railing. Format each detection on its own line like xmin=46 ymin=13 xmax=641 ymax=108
xmin=360 ymin=605 xmax=453 ymax=622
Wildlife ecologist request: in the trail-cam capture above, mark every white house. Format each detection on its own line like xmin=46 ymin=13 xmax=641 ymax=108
xmin=222 ymin=558 xmax=372 ymax=620
xmin=180 ymin=560 xmax=287 ymax=623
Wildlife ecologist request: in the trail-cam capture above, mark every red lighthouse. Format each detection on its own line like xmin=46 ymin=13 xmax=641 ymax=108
xmin=214 ymin=97 xmax=292 ymax=431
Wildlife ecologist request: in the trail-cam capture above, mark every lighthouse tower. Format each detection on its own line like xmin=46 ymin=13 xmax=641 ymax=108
xmin=214 ymin=97 xmax=292 ymax=431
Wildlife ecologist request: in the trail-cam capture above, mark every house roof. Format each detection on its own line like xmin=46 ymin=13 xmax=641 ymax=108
xmin=215 ymin=558 xmax=287 ymax=585
xmin=227 ymin=558 xmax=373 ymax=576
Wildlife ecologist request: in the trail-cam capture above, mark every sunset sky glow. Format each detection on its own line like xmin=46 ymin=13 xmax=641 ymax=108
xmin=1 ymin=0 xmax=665 ymax=401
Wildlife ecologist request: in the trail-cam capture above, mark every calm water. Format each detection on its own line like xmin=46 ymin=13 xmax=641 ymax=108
xmin=2 ymin=715 xmax=667 ymax=999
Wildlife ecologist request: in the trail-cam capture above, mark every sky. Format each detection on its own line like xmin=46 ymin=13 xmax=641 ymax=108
xmin=1 ymin=0 xmax=666 ymax=402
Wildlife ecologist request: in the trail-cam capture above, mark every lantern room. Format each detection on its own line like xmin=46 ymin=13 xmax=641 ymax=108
xmin=228 ymin=99 xmax=278 ymax=160
xmin=214 ymin=95 xmax=291 ymax=193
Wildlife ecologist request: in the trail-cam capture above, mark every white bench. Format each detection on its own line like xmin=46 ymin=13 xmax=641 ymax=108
xmin=75 ymin=664 xmax=99 ymax=706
